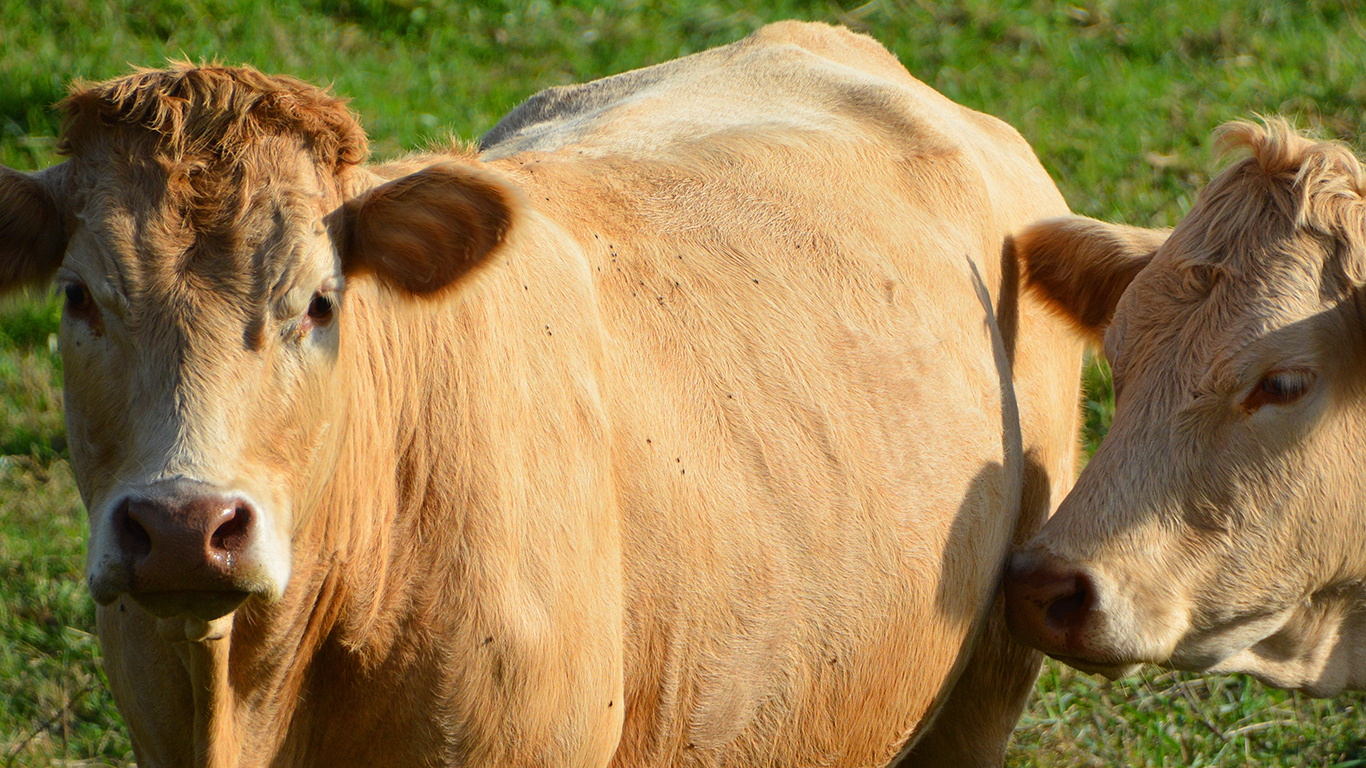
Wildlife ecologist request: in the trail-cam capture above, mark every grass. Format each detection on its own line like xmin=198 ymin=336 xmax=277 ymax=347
xmin=1 ymin=0 xmax=1364 ymax=765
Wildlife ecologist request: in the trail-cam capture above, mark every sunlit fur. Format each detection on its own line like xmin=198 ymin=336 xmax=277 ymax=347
xmin=1011 ymin=119 xmax=1366 ymax=695
xmin=0 ymin=22 xmax=1086 ymax=767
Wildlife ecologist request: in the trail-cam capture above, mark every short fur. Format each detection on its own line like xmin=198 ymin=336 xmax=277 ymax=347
xmin=1006 ymin=119 xmax=1366 ymax=696
xmin=1013 ymin=217 xmax=1169 ymax=343
xmin=3 ymin=23 xmax=1086 ymax=768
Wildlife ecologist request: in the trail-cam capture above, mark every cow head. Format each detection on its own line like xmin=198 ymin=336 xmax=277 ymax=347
xmin=0 ymin=64 xmax=513 ymax=627
xmin=1004 ymin=119 xmax=1366 ymax=695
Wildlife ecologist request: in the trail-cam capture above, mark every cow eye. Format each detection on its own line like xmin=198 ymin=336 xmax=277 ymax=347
xmin=1243 ymin=368 xmax=1314 ymax=412
xmin=62 ymin=282 xmax=93 ymax=314
xmin=306 ymin=293 xmax=335 ymax=324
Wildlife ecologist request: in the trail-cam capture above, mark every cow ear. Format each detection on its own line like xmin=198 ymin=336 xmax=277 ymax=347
xmin=338 ymin=163 xmax=517 ymax=295
xmin=1012 ymin=215 xmax=1169 ymax=344
xmin=1 ymin=163 xmax=70 ymax=292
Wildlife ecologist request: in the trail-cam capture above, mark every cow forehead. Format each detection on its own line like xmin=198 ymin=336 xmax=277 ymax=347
xmin=51 ymin=62 xmax=366 ymax=310
xmin=1118 ymin=119 xmax=1366 ymax=360
xmin=1118 ymin=229 xmax=1337 ymax=371
xmin=65 ymin=142 xmax=337 ymax=312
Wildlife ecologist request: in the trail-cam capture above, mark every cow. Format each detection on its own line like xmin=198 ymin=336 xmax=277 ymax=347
xmin=1003 ymin=118 xmax=1366 ymax=697
xmin=0 ymin=22 xmax=1084 ymax=767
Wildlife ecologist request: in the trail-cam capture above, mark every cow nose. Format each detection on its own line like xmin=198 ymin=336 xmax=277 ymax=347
xmin=1003 ymin=550 xmax=1095 ymax=655
xmin=114 ymin=494 xmax=256 ymax=594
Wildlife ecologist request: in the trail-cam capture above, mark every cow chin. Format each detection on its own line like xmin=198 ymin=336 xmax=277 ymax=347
xmin=88 ymin=552 xmax=288 ymax=621
xmin=89 ymin=563 xmax=281 ymax=622
xmin=1046 ymin=653 xmax=1140 ymax=680
xmin=130 ymin=589 xmax=252 ymax=622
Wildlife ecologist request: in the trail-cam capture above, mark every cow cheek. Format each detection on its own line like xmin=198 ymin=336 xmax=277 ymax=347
xmin=243 ymin=352 xmax=345 ymax=533
xmin=1183 ymin=448 xmax=1327 ymax=626
xmin=59 ymin=334 xmax=131 ymax=509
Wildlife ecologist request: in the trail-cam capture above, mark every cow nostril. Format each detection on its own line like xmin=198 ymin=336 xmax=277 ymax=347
xmin=210 ymin=505 xmax=253 ymax=553
xmin=1046 ymin=586 xmax=1088 ymax=629
xmin=114 ymin=502 xmax=152 ymax=559
xmin=1038 ymin=571 xmax=1092 ymax=631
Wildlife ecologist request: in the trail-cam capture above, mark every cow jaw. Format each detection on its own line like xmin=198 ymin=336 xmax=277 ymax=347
xmin=1209 ymin=595 xmax=1366 ymax=696
xmin=1032 ymin=565 xmax=1366 ymax=697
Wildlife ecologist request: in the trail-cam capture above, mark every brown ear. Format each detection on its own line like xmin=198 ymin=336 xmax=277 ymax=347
xmin=339 ymin=163 xmax=516 ymax=295
xmin=1 ymin=163 xmax=70 ymax=291
xmin=1013 ymin=215 xmax=1168 ymax=343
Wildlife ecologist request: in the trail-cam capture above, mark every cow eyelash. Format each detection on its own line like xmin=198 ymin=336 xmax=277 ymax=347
xmin=306 ymin=292 xmax=336 ymax=324
xmin=1242 ymin=367 xmax=1314 ymax=412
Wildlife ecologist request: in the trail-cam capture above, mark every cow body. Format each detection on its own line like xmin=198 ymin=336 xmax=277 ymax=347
xmin=1004 ymin=120 xmax=1366 ymax=696
xmin=1 ymin=23 xmax=1082 ymax=767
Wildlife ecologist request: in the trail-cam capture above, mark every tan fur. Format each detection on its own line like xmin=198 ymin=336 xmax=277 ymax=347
xmin=1007 ymin=119 xmax=1366 ymax=695
xmin=4 ymin=22 xmax=1084 ymax=767
xmin=338 ymin=162 xmax=517 ymax=294
xmin=59 ymin=61 xmax=368 ymax=166
xmin=1014 ymin=216 xmax=1169 ymax=344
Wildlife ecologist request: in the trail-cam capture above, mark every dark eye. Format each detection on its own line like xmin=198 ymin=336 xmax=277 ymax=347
xmin=1243 ymin=368 xmax=1314 ymax=412
xmin=63 ymin=282 xmax=92 ymax=313
xmin=306 ymin=293 xmax=335 ymax=324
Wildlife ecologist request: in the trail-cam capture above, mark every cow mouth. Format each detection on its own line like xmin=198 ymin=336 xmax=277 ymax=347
xmin=1045 ymin=652 xmax=1140 ymax=680
xmin=130 ymin=589 xmax=252 ymax=621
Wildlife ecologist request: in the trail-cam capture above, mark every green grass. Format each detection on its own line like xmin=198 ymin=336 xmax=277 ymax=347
xmin=2 ymin=1 xmax=1365 ymax=765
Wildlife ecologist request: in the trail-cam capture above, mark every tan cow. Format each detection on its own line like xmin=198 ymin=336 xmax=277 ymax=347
xmin=0 ymin=22 xmax=1083 ymax=767
xmin=1004 ymin=119 xmax=1366 ymax=696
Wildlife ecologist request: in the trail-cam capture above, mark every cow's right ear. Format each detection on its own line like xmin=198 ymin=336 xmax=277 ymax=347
xmin=1 ymin=163 xmax=70 ymax=291
xmin=1012 ymin=215 xmax=1169 ymax=344
xmin=337 ymin=162 xmax=517 ymax=296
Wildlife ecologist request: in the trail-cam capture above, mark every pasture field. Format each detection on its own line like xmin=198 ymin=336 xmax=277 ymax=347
xmin=2 ymin=0 xmax=1365 ymax=764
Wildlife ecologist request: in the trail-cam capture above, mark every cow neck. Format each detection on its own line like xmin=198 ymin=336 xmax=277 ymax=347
xmin=312 ymin=280 xmax=433 ymax=659
xmin=166 ymin=636 xmax=237 ymax=768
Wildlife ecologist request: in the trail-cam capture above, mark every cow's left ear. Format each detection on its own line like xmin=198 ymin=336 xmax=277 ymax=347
xmin=337 ymin=163 xmax=517 ymax=295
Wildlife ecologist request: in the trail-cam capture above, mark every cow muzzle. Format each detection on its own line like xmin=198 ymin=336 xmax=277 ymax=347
xmin=90 ymin=482 xmax=282 ymax=621
xmin=1003 ymin=550 xmax=1135 ymax=678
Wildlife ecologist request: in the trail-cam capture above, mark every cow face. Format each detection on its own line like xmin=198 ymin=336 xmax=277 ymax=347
xmin=0 ymin=65 xmax=513 ymax=628
xmin=1004 ymin=120 xmax=1366 ymax=695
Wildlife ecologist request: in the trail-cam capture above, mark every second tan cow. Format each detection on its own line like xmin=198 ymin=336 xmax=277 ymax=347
xmin=0 ymin=22 xmax=1083 ymax=767
xmin=1006 ymin=119 xmax=1366 ymax=696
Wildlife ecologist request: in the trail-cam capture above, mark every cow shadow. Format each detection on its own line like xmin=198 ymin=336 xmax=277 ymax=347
xmin=929 ymin=252 xmax=1027 ymax=623
xmin=930 ymin=245 xmax=1070 ymax=617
